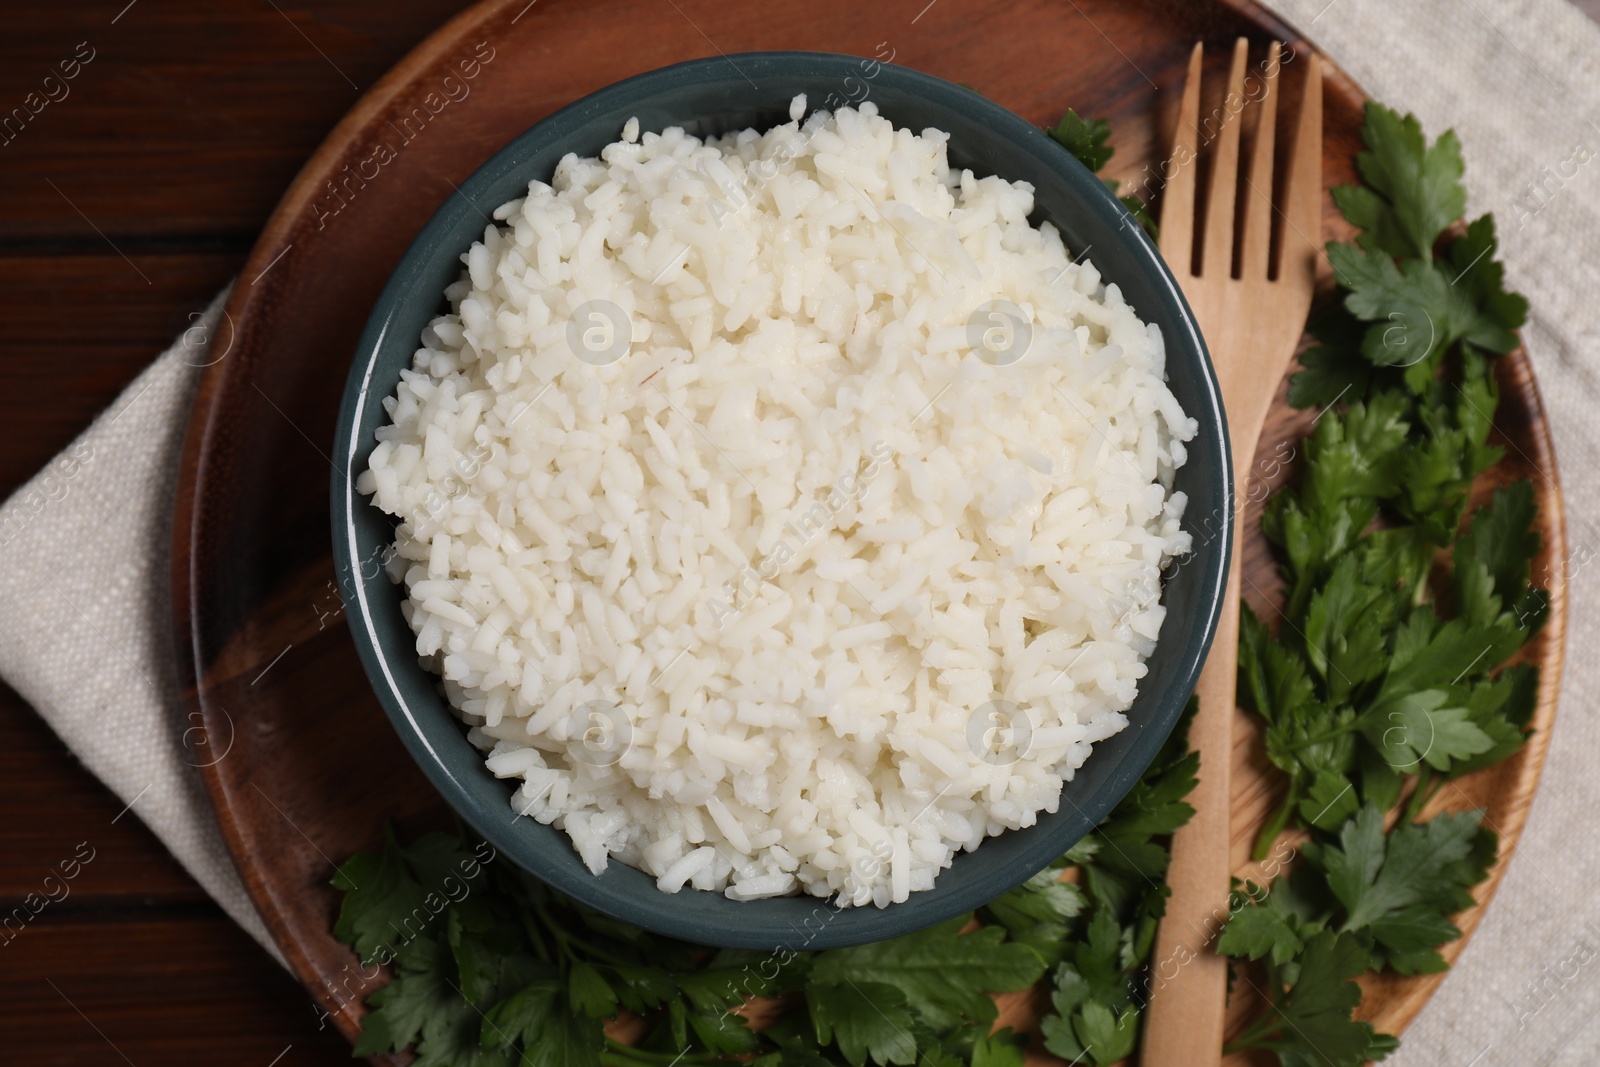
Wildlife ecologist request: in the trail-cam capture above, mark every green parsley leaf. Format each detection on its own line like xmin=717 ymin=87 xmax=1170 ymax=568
xmin=448 ymin=908 xmax=501 ymax=1006
xmin=1299 ymin=771 xmax=1360 ymax=831
xmin=1045 ymin=109 xmax=1113 ymax=171
xmin=1304 ymin=555 xmax=1395 ymax=703
xmin=1286 ymin=310 xmax=1373 ymax=408
xmin=1072 ymin=1000 xmax=1140 ymax=1064
xmin=1215 ymin=895 xmax=1305 ymax=968
xmin=807 ymin=916 xmax=1045 ymax=1029
xmin=517 ymin=1012 xmax=604 ymax=1067
xmin=566 ymin=961 xmax=618 ymax=1018
xmin=1326 ymin=241 xmax=1467 ymax=383
xmin=1359 ymin=688 xmax=1493 ymax=772
xmin=1443 ymin=215 xmax=1527 ymax=354
xmin=1238 ymin=603 xmax=1316 ymax=728
xmin=1315 ymin=806 xmax=1486 ymax=936
xmin=1229 ymin=97 xmax=1537 ymax=1067
xmin=332 ymin=826 xmax=432 ymax=967
xmin=687 ymin=1008 xmax=762 ymax=1055
xmin=807 ymin=981 xmax=919 ymax=1067
xmin=970 ymin=1029 xmax=1027 ymax=1067
xmin=1456 ymin=481 xmax=1542 ymax=616
xmin=353 ymin=936 xmax=460 ymax=1055
xmin=1331 ymin=102 xmax=1465 ymax=259
xmin=481 ymin=979 xmax=560 ymax=1050
xmin=1045 ymin=108 xmax=1157 ymax=237
xmin=978 ymin=868 xmax=1085 ymax=963
xmin=1040 ymin=961 xmax=1140 ymax=1067
xmin=1450 ymin=664 xmax=1539 ymax=774
xmin=416 ymin=1008 xmax=516 ymax=1067
xmin=1246 ymin=931 xmax=1381 ymax=1067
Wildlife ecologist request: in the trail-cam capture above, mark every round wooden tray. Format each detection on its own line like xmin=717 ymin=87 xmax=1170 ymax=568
xmin=171 ymin=0 xmax=1566 ymax=1061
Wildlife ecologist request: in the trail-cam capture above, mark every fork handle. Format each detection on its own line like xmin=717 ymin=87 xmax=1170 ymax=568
xmin=1141 ymin=519 xmax=1242 ymax=1066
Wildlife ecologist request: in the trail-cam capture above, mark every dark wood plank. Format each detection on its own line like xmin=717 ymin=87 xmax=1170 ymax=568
xmin=0 ymin=0 xmax=469 ymax=244
xmin=0 ymin=252 xmax=239 ymax=494
xmin=0 ymin=1 xmax=490 ymax=1064
xmin=0 ymin=914 xmax=352 ymax=1065
xmin=0 ymin=680 xmax=207 ymax=904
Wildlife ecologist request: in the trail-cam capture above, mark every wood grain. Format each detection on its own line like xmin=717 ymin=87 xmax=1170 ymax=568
xmin=1144 ymin=43 xmax=1320 ymax=1064
xmin=161 ymin=3 xmax=1564 ymax=1067
xmin=0 ymin=679 xmax=206 ymax=904
xmin=0 ymin=254 xmax=239 ymax=492
xmin=0 ymin=0 xmax=468 ymax=244
xmin=0 ymin=914 xmax=355 ymax=1064
xmin=0 ymin=1 xmax=483 ymax=1063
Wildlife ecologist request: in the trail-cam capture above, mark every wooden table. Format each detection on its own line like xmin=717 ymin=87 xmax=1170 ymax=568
xmin=2 ymin=1 xmax=1597 ymax=1063
xmin=0 ymin=2 xmax=470 ymax=1062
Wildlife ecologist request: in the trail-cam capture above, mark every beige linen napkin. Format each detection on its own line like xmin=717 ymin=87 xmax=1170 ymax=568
xmin=3 ymin=0 xmax=1597 ymax=1058
xmin=0 ymin=286 xmax=282 ymax=965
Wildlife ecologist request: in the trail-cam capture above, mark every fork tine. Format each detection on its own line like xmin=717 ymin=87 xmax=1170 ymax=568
xmin=1201 ymin=38 xmax=1249 ymax=277
xmin=1238 ymin=42 xmax=1280 ymax=278
xmin=1158 ymin=43 xmax=1203 ymax=275
xmin=1279 ymin=51 xmax=1323 ymax=287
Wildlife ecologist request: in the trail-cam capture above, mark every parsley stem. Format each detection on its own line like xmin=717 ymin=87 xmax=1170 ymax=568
xmin=1252 ymin=780 xmax=1302 ymax=861
xmin=1404 ymin=766 xmax=1444 ymax=822
xmin=1222 ymin=1008 xmax=1283 ymax=1052
xmin=1286 ymin=575 xmax=1317 ymax=623
xmin=567 ymin=933 xmax=634 ymax=968
xmin=529 ymin=897 xmax=635 ymax=969
xmin=530 ymin=898 xmax=592 ymax=969
xmin=1282 ymin=721 xmax=1361 ymax=751
xmin=518 ymin=909 xmax=553 ymax=963
xmin=604 ymin=1039 xmax=730 ymax=1066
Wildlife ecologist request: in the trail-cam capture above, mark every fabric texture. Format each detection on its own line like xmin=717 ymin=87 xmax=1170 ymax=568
xmin=0 ymin=285 xmax=283 ymax=965
xmin=1264 ymin=3 xmax=1600 ymax=1062
xmin=2 ymin=0 xmax=1596 ymax=1056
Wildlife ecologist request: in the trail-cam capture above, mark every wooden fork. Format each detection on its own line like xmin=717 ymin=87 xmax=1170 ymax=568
xmin=1141 ymin=39 xmax=1322 ymax=1065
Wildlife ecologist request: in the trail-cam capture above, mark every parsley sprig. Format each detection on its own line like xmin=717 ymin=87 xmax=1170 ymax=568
xmin=1032 ymin=702 xmax=1198 ymax=1065
xmin=1046 ymin=109 xmax=1159 ymax=236
xmin=329 ymin=707 xmax=1195 ymax=1067
xmin=1219 ymin=102 xmax=1545 ymax=1066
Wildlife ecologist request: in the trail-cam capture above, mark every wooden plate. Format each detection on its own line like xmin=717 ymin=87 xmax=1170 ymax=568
xmin=171 ymin=0 xmax=1566 ymax=1060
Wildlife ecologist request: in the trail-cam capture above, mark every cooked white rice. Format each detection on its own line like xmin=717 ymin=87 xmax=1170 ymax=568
xmin=357 ymin=97 xmax=1194 ymax=908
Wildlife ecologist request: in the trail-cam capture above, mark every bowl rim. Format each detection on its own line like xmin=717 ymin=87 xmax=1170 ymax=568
xmin=331 ymin=48 xmax=1231 ymax=949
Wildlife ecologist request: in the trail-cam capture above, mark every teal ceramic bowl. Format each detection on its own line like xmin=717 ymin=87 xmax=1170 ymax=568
xmin=332 ymin=51 xmax=1230 ymax=950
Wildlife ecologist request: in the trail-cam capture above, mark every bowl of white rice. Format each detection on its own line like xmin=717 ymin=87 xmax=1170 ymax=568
xmin=333 ymin=51 xmax=1229 ymax=950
